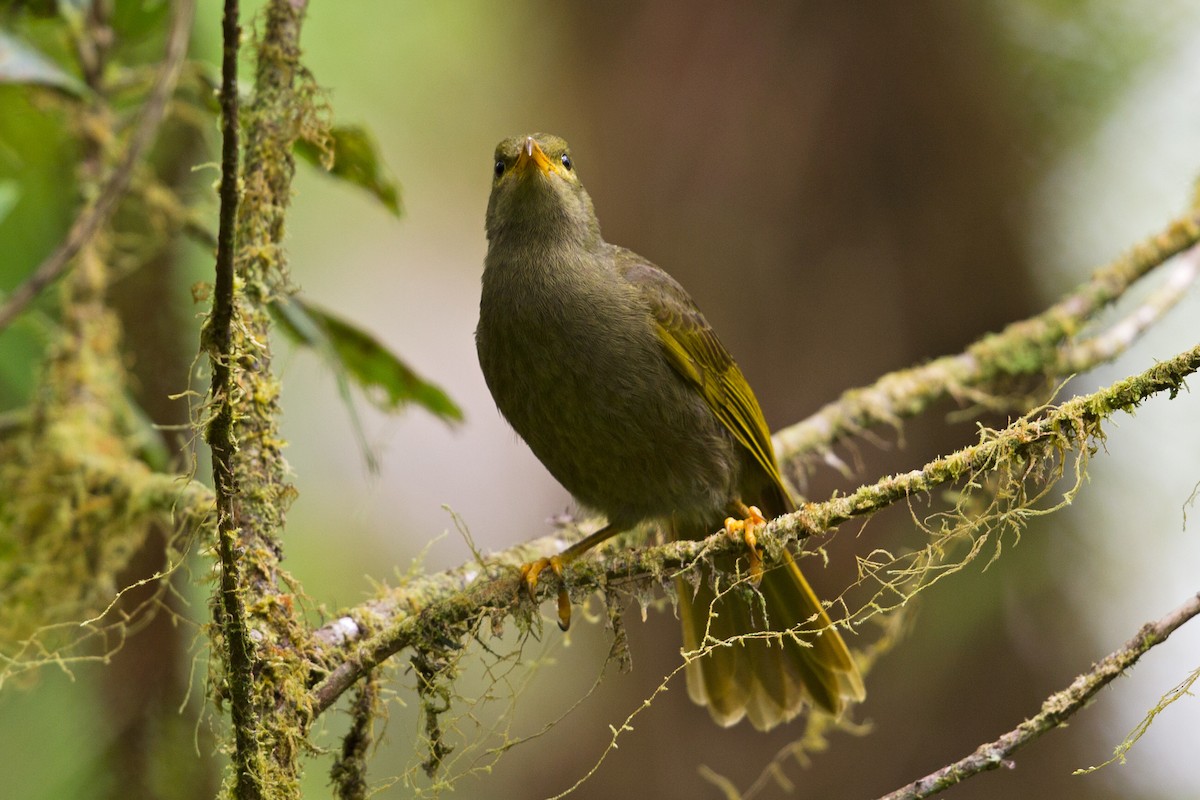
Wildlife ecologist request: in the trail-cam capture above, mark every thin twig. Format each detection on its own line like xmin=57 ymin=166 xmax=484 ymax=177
xmin=0 ymin=0 xmax=196 ymax=333
xmin=875 ymin=591 xmax=1200 ymax=800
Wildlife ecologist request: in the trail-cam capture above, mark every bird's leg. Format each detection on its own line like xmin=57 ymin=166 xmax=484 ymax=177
xmin=520 ymin=523 xmax=621 ymax=631
xmin=723 ymin=501 xmax=767 ymax=586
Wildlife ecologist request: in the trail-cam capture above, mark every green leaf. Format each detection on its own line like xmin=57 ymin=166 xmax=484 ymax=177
xmin=295 ymin=125 xmax=402 ymax=217
xmin=270 ymin=294 xmax=462 ymax=424
xmin=0 ymin=30 xmax=86 ymax=95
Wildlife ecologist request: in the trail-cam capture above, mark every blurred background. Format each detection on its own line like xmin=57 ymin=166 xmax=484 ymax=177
xmin=1 ymin=1 xmax=1198 ymax=798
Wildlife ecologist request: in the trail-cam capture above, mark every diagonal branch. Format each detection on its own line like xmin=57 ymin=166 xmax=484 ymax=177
xmin=774 ymin=213 xmax=1200 ymax=466
xmin=875 ymin=591 xmax=1200 ymax=800
xmin=308 ymin=342 xmax=1200 ymax=717
xmin=1056 ymin=250 xmax=1198 ymax=372
xmin=774 ymin=342 xmax=1200 ymax=543
xmin=0 ymin=0 xmax=195 ymax=333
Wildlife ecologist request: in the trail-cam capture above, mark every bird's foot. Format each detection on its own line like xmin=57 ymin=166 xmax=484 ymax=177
xmin=518 ymin=556 xmax=572 ymax=631
xmin=724 ymin=504 xmax=767 ymax=586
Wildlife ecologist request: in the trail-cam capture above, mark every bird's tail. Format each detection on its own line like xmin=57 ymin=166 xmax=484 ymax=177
xmin=677 ymin=548 xmax=864 ymax=730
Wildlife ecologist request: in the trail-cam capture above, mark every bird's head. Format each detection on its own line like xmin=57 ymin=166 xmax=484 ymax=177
xmin=485 ymin=133 xmax=601 ymax=249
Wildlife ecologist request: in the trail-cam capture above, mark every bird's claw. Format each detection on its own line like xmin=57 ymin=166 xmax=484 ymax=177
xmin=724 ymin=504 xmax=767 ymax=586
xmin=518 ymin=556 xmax=573 ymax=631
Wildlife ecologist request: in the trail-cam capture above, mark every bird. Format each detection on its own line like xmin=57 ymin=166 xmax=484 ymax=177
xmin=476 ymin=133 xmax=864 ymax=729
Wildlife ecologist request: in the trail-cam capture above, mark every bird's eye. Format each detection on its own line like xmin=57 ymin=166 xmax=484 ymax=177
xmin=560 ymin=154 xmax=572 ymax=171
xmin=494 ymin=160 xmax=505 ymax=178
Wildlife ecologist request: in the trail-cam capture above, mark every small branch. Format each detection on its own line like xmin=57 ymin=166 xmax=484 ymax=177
xmin=876 ymin=591 xmax=1200 ymax=800
xmin=308 ymin=343 xmax=1200 ymax=716
xmin=0 ymin=0 xmax=195 ymax=333
xmin=210 ymin=0 xmax=241 ymax=356
xmin=1057 ymin=248 xmax=1198 ymax=372
xmin=774 ymin=216 xmax=1200 ymax=465
xmin=778 ymin=342 xmax=1200 ymax=537
xmin=331 ymin=670 xmax=379 ymax=800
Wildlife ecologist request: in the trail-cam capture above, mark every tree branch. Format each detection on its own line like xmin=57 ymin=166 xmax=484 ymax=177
xmin=875 ymin=591 xmax=1200 ymax=800
xmin=308 ymin=342 xmax=1200 ymax=717
xmin=201 ymin=0 xmax=314 ymax=796
xmin=1056 ymin=249 xmax=1198 ymax=372
xmin=0 ymin=0 xmax=195 ymax=333
xmin=774 ymin=212 xmax=1200 ymax=467
xmin=204 ymin=1 xmax=265 ymax=798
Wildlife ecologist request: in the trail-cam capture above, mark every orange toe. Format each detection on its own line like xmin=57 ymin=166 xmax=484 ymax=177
xmin=518 ymin=556 xmax=573 ymax=631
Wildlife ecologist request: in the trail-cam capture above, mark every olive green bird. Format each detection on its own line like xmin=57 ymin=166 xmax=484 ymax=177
xmin=476 ymin=133 xmax=864 ymax=728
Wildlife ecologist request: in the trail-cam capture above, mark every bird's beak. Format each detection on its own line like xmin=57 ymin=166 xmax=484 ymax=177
xmin=514 ymin=136 xmax=553 ymax=176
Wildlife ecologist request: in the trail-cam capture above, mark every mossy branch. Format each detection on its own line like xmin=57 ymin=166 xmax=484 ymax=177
xmin=875 ymin=591 xmax=1200 ymax=800
xmin=200 ymin=0 xmax=314 ymax=797
xmin=205 ymin=1 xmax=264 ymax=797
xmin=0 ymin=0 xmax=196 ymax=680
xmin=775 ymin=212 xmax=1200 ymax=466
xmin=308 ymin=341 xmax=1200 ymax=717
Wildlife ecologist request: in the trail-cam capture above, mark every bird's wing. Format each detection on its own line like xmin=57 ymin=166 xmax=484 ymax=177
xmin=613 ymin=248 xmax=790 ymax=506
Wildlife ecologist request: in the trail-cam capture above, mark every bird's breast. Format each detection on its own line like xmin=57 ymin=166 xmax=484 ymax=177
xmin=477 ymin=251 xmax=737 ymax=525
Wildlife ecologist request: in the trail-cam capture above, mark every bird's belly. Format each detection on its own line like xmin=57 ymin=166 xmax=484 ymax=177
xmin=479 ymin=306 xmax=736 ymax=527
